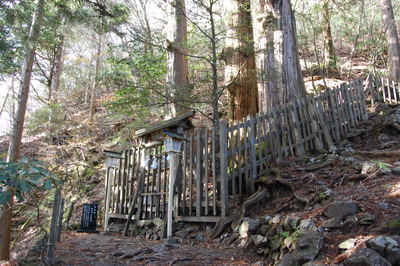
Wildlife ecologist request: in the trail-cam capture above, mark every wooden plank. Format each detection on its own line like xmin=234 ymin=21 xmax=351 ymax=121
xmin=249 ymin=116 xmax=257 ymax=193
xmin=104 ymin=167 xmax=112 ymax=231
xmin=196 ymin=129 xmax=202 ymax=217
xmin=243 ymin=117 xmax=250 ymax=193
xmin=175 ymin=216 xmax=221 ymax=223
xmin=291 ymin=101 xmax=305 ymax=155
xmin=122 ymin=150 xmax=128 ymax=214
xmin=182 ymin=137 xmax=187 ymax=216
xmin=382 ymin=77 xmax=387 ymax=102
xmin=204 ymin=129 xmax=209 ymax=216
xmin=271 ymin=108 xmax=282 ymax=161
xmin=219 ymin=121 xmax=229 ymax=217
xmin=326 ymin=87 xmax=339 ymax=142
xmin=229 ymin=122 xmax=236 ymax=197
xmin=393 ymin=80 xmax=398 ymax=104
xmin=236 ymin=120 xmax=243 ymax=199
xmin=358 ymin=79 xmax=369 ymax=120
xmin=306 ymin=97 xmax=323 ymax=151
xmin=387 ymin=78 xmax=392 ymax=103
xmin=256 ymin=115 xmax=264 ymax=174
xmin=117 ymin=156 xmax=122 ymax=214
xmin=162 ymin=153 xmax=167 ymax=218
xmin=212 ymin=127 xmax=217 ymax=216
xmin=156 ymin=148 xmax=162 ymax=217
xmin=189 ymin=132 xmax=194 ymax=215
xmin=346 ymin=82 xmax=356 ymax=127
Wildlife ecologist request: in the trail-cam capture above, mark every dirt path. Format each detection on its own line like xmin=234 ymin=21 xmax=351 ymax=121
xmin=55 ymin=231 xmax=262 ymax=265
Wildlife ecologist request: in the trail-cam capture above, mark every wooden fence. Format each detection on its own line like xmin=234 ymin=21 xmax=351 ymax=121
xmin=366 ymin=75 xmax=400 ymax=105
xmin=104 ymin=78 xmax=369 ymax=227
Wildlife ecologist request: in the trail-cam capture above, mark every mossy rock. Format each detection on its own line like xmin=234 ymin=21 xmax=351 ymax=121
xmin=379 ymin=216 xmax=400 ymax=234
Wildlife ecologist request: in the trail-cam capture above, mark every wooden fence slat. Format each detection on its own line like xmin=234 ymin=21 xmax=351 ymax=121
xmin=219 ymin=121 xmax=229 ymax=217
xmin=204 ymin=129 xmax=209 ymax=216
xmin=189 ymin=132 xmax=194 ymax=215
xmin=229 ymin=122 xmax=236 ymax=198
xmin=196 ymin=129 xmax=202 ymax=217
xmin=249 ymin=116 xmax=257 ymax=194
xmin=236 ymin=121 xmax=243 ymax=199
xmin=212 ymin=127 xmax=217 ymax=216
xmin=306 ymin=97 xmax=323 ymax=151
xmin=243 ymin=117 xmax=250 ymax=193
xmin=182 ymin=138 xmax=187 ymax=216
xmin=256 ymin=114 xmax=264 ymax=174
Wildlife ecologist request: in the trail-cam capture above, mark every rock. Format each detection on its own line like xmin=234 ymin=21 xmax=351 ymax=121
xmin=195 ymin=233 xmax=205 ymax=242
xmin=152 ymin=218 xmax=164 ymax=229
xmin=339 ymin=238 xmax=357 ymax=250
xmin=250 ymin=235 xmax=268 ymax=247
xmin=270 ymin=215 xmax=281 ymax=224
xmin=323 ymin=201 xmax=358 ymax=220
xmin=392 ymin=166 xmax=400 ymax=175
xmin=239 ymin=218 xmax=261 ymax=238
xmin=323 ymin=218 xmax=343 ymax=229
xmin=296 ymin=231 xmax=324 ymax=261
xmin=366 ymin=236 xmax=400 ymax=265
xmin=378 ymin=133 xmax=391 ymax=142
xmin=299 ymin=219 xmax=318 ymax=232
xmin=270 ymin=237 xmax=283 ymax=251
xmin=359 ymin=213 xmax=377 ymax=225
xmin=283 ymin=216 xmax=301 ymax=231
xmin=378 ymin=202 xmax=390 ymax=210
xmin=277 ymin=231 xmax=323 ymax=266
xmin=344 ymin=248 xmax=391 ymax=266
xmin=259 ymin=224 xmax=269 ymax=235
xmin=361 ymin=161 xmax=379 ymax=175
xmin=251 ymin=261 xmax=266 ymax=266
xmin=342 ymin=215 xmax=358 ymax=233
xmin=175 ymin=226 xmax=197 ymax=239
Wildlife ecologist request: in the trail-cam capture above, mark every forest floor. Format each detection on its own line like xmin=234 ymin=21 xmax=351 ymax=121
xmin=54 ymin=231 xmax=261 ymax=265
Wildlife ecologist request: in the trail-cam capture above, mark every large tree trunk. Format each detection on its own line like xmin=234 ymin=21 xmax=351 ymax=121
xmin=381 ymin=0 xmax=400 ymax=81
xmin=224 ymin=0 xmax=258 ymax=121
xmin=89 ymin=35 xmax=102 ymax=124
xmin=251 ymin=0 xmax=306 ymax=113
xmin=321 ymin=0 xmax=336 ymax=69
xmin=165 ymin=0 xmax=190 ymax=119
xmin=1 ymin=0 xmax=45 ymax=260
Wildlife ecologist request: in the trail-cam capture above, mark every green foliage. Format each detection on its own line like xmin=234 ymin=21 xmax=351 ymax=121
xmin=26 ymin=103 xmax=66 ymax=136
xmin=103 ymin=50 xmax=167 ymax=117
xmin=372 ymin=160 xmax=391 ymax=171
xmin=0 ymin=158 xmax=61 ymax=205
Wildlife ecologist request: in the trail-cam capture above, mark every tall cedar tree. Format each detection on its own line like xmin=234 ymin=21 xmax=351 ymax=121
xmin=251 ymin=0 xmax=306 ymax=113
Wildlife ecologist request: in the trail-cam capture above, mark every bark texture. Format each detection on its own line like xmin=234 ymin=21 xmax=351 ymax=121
xmin=381 ymin=0 xmax=400 ymax=81
xmin=1 ymin=0 xmax=45 ymax=260
xmin=224 ymin=0 xmax=258 ymax=120
xmin=165 ymin=0 xmax=190 ymax=119
xmin=251 ymin=0 xmax=306 ymax=113
xmin=89 ymin=35 xmax=102 ymax=123
xmin=321 ymin=0 xmax=336 ymax=69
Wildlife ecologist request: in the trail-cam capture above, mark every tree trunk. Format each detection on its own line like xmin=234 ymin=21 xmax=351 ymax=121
xmin=381 ymin=0 xmax=400 ymax=81
xmin=251 ymin=0 xmax=306 ymax=113
xmin=50 ymin=35 xmax=65 ymax=103
xmin=321 ymin=0 xmax=336 ymax=69
xmin=165 ymin=0 xmax=190 ymax=119
xmin=224 ymin=0 xmax=258 ymax=121
xmin=89 ymin=35 xmax=102 ymax=124
xmin=1 ymin=0 xmax=45 ymax=260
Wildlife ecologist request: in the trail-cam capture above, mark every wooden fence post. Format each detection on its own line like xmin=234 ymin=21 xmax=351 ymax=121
xmin=249 ymin=116 xmax=257 ymax=194
xmin=219 ymin=121 xmax=229 ymax=218
xmin=104 ymin=168 xmax=112 ymax=232
xmin=56 ymin=198 xmax=65 ymax=242
xmin=47 ymin=189 xmax=61 ymax=265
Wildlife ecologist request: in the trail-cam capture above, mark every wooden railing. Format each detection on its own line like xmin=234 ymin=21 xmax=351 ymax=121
xmin=104 ymin=78 xmax=369 ymax=226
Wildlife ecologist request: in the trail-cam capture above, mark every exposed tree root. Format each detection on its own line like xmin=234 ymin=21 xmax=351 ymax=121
xmin=355 ymin=150 xmax=400 ymax=157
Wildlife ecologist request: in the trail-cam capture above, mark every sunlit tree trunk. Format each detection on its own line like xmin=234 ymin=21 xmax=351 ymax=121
xmin=381 ymin=0 xmax=400 ymax=81
xmin=321 ymin=0 xmax=336 ymax=69
xmin=165 ymin=0 xmax=190 ymax=119
xmin=50 ymin=35 xmax=65 ymax=103
xmin=224 ymin=0 xmax=258 ymax=120
xmin=89 ymin=34 xmax=102 ymax=124
xmin=1 ymin=0 xmax=45 ymax=260
xmin=251 ymin=0 xmax=306 ymax=113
